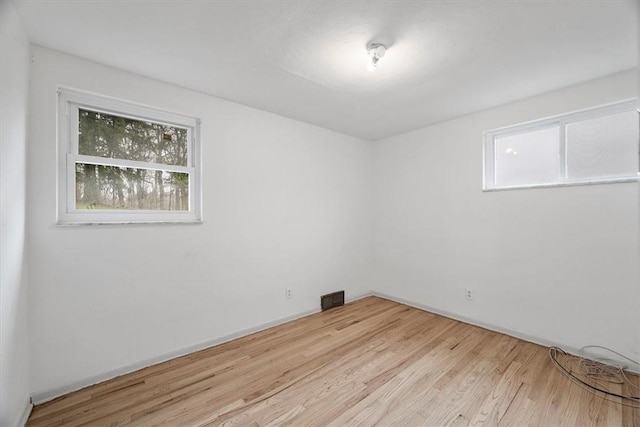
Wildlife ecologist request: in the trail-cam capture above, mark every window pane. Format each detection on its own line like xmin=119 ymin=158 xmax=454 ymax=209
xmin=494 ymin=126 xmax=560 ymax=187
xmin=78 ymin=109 xmax=187 ymax=166
xmin=75 ymin=163 xmax=189 ymax=211
xmin=566 ymin=111 xmax=639 ymax=180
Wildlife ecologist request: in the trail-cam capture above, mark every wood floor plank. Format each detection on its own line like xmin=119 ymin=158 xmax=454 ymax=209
xmin=468 ymin=361 xmax=524 ymax=426
xmin=28 ymin=297 xmax=639 ymax=426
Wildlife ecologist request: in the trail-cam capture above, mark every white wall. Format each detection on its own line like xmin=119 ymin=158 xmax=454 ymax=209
xmin=372 ymin=70 xmax=640 ymax=363
xmin=27 ymin=46 xmax=372 ymax=398
xmin=0 ymin=0 xmax=31 ymax=425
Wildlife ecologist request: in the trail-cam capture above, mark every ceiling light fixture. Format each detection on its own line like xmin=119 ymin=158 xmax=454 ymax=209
xmin=367 ymin=43 xmax=386 ymax=72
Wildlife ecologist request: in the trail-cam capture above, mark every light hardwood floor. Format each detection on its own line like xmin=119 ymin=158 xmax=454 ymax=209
xmin=28 ymin=297 xmax=639 ymax=426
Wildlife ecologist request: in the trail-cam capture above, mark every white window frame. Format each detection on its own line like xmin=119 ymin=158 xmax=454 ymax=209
xmin=483 ymin=99 xmax=639 ymax=191
xmin=57 ymin=87 xmax=202 ymax=224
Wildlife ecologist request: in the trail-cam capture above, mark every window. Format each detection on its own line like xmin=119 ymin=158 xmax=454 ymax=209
xmin=57 ymin=87 xmax=201 ymax=224
xmin=483 ymin=100 xmax=638 ymax=190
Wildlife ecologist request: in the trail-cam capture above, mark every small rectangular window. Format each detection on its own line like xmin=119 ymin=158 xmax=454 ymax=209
xmin=57 ymin=88 xmax=202 ymax=224
xmin=484 ymin=100 xmax=639 ymax=190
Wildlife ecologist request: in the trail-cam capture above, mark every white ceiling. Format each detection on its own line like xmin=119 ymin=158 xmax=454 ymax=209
xmin=16 ymin=0 xmax=639 ymax=140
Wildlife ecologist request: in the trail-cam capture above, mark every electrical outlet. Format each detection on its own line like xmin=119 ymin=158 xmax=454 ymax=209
xmin=465 ymin=288 xmax=474 ymax=300
xmin=285 ymin=288 xmax=293 ymax=299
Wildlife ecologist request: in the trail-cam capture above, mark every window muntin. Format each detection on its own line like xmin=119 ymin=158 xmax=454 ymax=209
xmin=484 ymin=100 xmax=638 ymax=190
xmin=58 ymin=88 xmax=201 ymax=224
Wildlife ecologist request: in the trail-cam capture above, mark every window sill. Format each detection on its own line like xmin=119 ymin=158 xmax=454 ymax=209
xmin=56 ymin=219 xmax=203 ymax=226
xmin=56 ymin=211 xmax=203 ymax=225
xmin=483 ymin=176 xmax=638 ymax=192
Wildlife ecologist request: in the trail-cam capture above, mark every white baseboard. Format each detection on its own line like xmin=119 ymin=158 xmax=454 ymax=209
xmin=30 ymin=289 xmax=635 ymax=405
xmin=372 ymin=291 xmax=640 ymax=374
xmin=31 ymin=291 xmax=372 ymax=405
xmin=17 ymin=399 xmax=32 ymax=427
